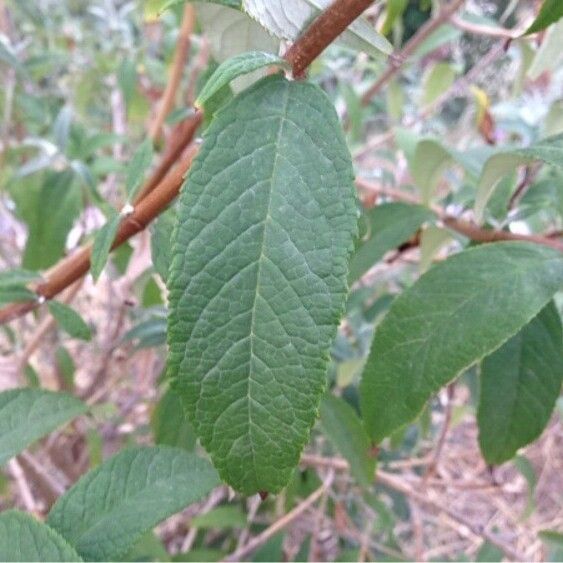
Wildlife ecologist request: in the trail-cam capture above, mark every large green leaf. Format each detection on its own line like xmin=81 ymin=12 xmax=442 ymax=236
xmin=319 ymin=394 xmax=375 ymax=487
xmin=475 ymin=133 xmax=563 ymax=221
xmin=0 ymin=511 xmax=82 ymax=562
xmin=167 ymin=75 xmax=357 ymax=494
xmin=0 ymin=388 xmax=87 ymax=466
xmin=47 ymin=446 xmax=220 ymax=561
xmin=524 ymin=0 xmax=563 ymax=35
xmin=349 ymin=203 xmax=434 ymax=283
xmin=478 ymin=302 xmax=563 ymax=464
xmin=360 ymin=242 xmax=563 ymax=442
xmin=241 ymin=0 xmax=392 ymax=57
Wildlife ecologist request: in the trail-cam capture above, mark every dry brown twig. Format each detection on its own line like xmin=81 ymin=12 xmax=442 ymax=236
xmin=223 ymin=470 xmax=335 ymax=562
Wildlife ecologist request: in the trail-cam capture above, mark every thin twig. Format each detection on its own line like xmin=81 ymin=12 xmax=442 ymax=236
xmin=149 ymin=3 xmax=195 ymax=140
xmin=356 ymin=178 xmax=563 ymax=252
xmin=300 ymin=454 xmax=525 ymax=561
xmin=9 ymin=458 xmax=37 ymax=513
xmin=361 ymin=0 xmax=466 ymax=105
xmin=223 ymin=471 xmax=335 ymax=562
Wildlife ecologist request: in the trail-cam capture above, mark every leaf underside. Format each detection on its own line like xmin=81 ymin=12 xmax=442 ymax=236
xmin=167 ymin=75 xmax=357 ymax=494
xmin=360 ymin=242 xmax=563 ymax=442
xmin=478 ymin=301 xmax=563 ymax=464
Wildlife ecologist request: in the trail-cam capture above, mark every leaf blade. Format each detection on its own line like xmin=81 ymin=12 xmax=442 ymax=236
xmin=359 ymin=242 xmax=563 ymax=442
xmin=48 ymin=301 xmax=92 ymax=341
xmin=0 ymin=511 xmax=82 ymax=562
xmin=90 ymin=212 xmax=121 ymax=282
xmin=167 ymin=75 xmax=357 ymax=494
xmin=0 ymin=389 xmax=87 ymax=466
xmin=47 ymin=446 xmax=220 ymax=561
xmin=478 ymin=301 xmax=563 ymax=464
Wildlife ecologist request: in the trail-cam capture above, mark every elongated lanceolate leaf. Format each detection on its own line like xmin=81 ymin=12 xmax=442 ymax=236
xmin=167 ymin=75 xmax=357 ymax=494
xmin=91 ymin=212 xmax=121 ymax=282
xmin=0 ymin=511 xmax=82 ymax=562
xmin=47 ymin=446 xmax=220 ymax=560
xmin=48 ymin=300 xmax=92 ymax=341
xmin=196 ymin=51 xmax=289 ymax=109
xmin=478 ymin=301 xmax=563 ymax=464
xmin=360 ymin=242 xmax=563 ymax=442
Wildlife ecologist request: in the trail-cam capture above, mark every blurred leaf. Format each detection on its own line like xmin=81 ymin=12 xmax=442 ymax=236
xmin=381 ymin=0 xmax=409 ymax=35
xmin=47 ymin=447 xmax=220 ymax=561
xmin=527 ymin=20 xmax=563 ymax=79
xmin=386 ymin=78 xmax=404 ymax=121
xmin=320 ymin=394 xmax=375 ymax=487
xmin=56 ymin=346 xmax=76 ymax=391
xmin=0 ymin=388 xmax=87 ymax=466
xmin=478 ymin=302 xmax=563 ymax=464
xmin=475 ymin=133 xmax=563 ymax=221
xmin=126 ymin=139 xmax=154 ymax=201
xmin=413 ymin=24 xmax=461 ymax=59
xmin=539 ymin=530 xmax=563 ymax=562
xmin=20 ymin=170 xmax=82 ymax=270
xmin=524 ymin=0 xmax=563 ymax=35
xmin=152 ymin=387 xmax=196 ymax=450
xmin=421 ymin=62 xmax=456 ymax=106
xmin=419 ymin=225 xmax=452 ymax=272
xmin=190 ymin=506 xmax=247 ymax=529
xmin=118 ymin=58 xmax=138 ymax=109
xmin=475 ymin=541 xmax=503 ymax=562
xmin=53 ymin=106 xmax=73 ymax=152
xmin=121 ymin=531 xmax=169 ymax=562
xmin=124 ymin=315 xmax=167 ymax=348
xmin=91 ymin=212 xmax=121 ymax=282
xmin=349 ymin=203 xmax=434 ymax=282
xmin=0 ymin=511 xmax=82 ymax=562
xmin=48 ymin=301 xmax=92 ymax=341
xmin=197 ymin=4 xmax=279 ymax=93
xmin=512 ymin=455 xmax=537 ymax=520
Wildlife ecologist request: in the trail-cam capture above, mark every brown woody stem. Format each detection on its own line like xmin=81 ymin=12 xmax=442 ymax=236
xmin=284 ymin=0 xmax=376 ymax=77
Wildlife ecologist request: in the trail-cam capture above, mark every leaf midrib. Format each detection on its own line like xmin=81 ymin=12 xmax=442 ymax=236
xmin=246 ymin=83 xmax=291 ymax=481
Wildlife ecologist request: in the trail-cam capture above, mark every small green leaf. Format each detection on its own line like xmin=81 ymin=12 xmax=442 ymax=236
xmin=524 ymin=0 xmax=563 ymax=35
xmin=167 ymin=75 xmax=357 ymax=494
xmin=349 ymin=203 xmax=434 ymax=283
xmin=0 ymin=510 xmax=82 ymax=562
xmin=91 ymin=212 xmax=121 ymax=282
xmin=47 ymin=446 xmax=220 ymax=561
xmin=48 ymin=301 xmax=92 ymax=341
xmin=475 ymin=133 xmax=563 ymax=221
xmin=196 ymin=51 xmax=289 ymax=109
xmin=0 ymin=285 xmax=36 ymax=307
xmin=0 ymin=389 xmax=87 ymax=466
xmin=320 ymin=394 xmax=375 ymax=487
xmin=126 ymin=138 xmax=154 ymax=201
xmin=360 ymin=242 xmax=563 ymax=442
xmin=421 ymin=62 xmax=456 ymax=106
xmin=478 ymin=302 xmax=563 ymax=464
xmin=512 ymin=455 xmax=537 ymax=520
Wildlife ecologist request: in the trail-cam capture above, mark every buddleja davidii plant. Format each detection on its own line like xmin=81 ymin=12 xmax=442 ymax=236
xmin=164 ymin=0 xmax=394 ymax=496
